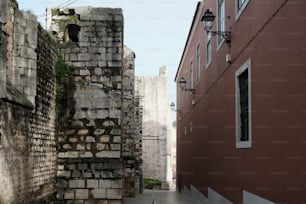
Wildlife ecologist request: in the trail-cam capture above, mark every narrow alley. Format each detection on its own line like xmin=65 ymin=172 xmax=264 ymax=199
xmin=124 ymin=190 xmax=196 ymax=204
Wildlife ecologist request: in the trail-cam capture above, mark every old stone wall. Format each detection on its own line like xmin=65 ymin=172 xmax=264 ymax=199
xmin=122 ymin=46 xmax=143 ymax=197
xmin=135 ymin=67 xmax=175 ymax=184
xmin=0 ymin=0 xmax=58 ymax=203
xmin=50 ymin=7 xmax=126 ymax=203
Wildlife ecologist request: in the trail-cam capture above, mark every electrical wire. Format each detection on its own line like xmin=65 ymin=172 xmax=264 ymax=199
xmin=37 ymin=0 xmax=80 ymax=19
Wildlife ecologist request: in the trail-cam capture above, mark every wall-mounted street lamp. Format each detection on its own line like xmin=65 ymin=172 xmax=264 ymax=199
xmin=170 ymin=102 xmax=180 ymax=113
xmin=179 ymin=77 xmax=195 ymax=94
xmin=201 ymin=9 xmax=231 ymax=46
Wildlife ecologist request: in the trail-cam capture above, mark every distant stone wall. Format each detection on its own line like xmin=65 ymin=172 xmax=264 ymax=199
xmin=0 ymin=0 xmax=58 ymax=203
xmin=135 ymin=67 xmax=175 ymax=183
xmin=50 ymin=7 xmax=126 ymax=203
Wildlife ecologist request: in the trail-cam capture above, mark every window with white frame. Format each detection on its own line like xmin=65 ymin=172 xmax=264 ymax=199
xmin=217 ymin=0 xmax=225 ymax=45
xmin=236 ymin=0 xmax=250 ymax=20
xmin=206 ymin=32 xmax=211 ymax=67
xmin=235 ymin=59 xmax=251 ymax=148
xmin=196 ymin=44 xmax=201 ymax=82
xmin=190 ymin=61 xmax=194 ymax=89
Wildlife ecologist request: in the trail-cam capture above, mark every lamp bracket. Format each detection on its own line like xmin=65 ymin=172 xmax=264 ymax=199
xmin=208 ymin=30 xmax=231 ymax=45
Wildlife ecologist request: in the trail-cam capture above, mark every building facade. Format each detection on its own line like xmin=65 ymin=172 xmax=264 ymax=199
xmin=175 ymin=0 xmax=306 ymax=203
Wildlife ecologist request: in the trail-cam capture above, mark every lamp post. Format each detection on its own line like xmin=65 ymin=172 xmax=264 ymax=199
xmin=201 ymin=9 xmax=232 ymax=45
xmin=179 ymin=77 xmax=194 ymax=94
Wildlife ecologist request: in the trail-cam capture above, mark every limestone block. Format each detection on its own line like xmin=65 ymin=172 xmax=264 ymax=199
xmin=78 ymin=129 xmax=89 ymax=135
xmin=109 ymin=109 xmax=121 ymax=118
xmin=77 ymin=163 xmax=88 ymax=170
xmin=72 ymin=170 xmax=81 ymax=177
xmin=110 ymin=129 xmax=121 ymax=135
xmin=69 ymin=179 xmax=85 ymax=188
xmin=57 ymin=170 xmax=71 ymax=177
xmin=110 ymin=180 xmax=122 ymax=188
xmin=80 ymin=151 xmax=93 ymax=158
xmin=96 ymin=143 xmax=106 ymax=150
xmin=86 ymin=60 xmax=98 ymax=67
xmin=67 ymin=151 xmax=79 ymax=158
xmin=96 ymin=151 xmax=120 ymax=158
xmin=56 ymin=179 xmax=68 ymax=188
xmin=110 ymin=144 xmax=120 ymax=151
xmin=94 ymin=129 xmax=105 ymax=136
xmin=70 ymin=53 xmax=78 ymax=61
xmin=83 ymin=172 xmax=92 ymax=178
xmin=86 ymin=136 xmax=95 ymax=142
xmin=80 ymin=69 xmax=90 ymax=76
xmin=102 ymin=120 xmax=115 ymax=126
xmin=72 ymin=61 xmax=86 ymax=67
xmin=106 ymin=189 xmax=121 ymax=199
xmin=92 ymin=188 xmax=106 ymax=199
xmin=97 ymin=110 xmax=108 ymax=119
xmin=73 ymin=111 xmax=86 ymax=120
xmin=94 ymin=68 xmax=102 ymax=75
xmin=101 ymin=171 xmax=113 ymax=178
xmin=99 ymin=135 xmax=110 ymax=143
xmin=107 ymin=61 xmax=121 ymax=68
xmin=75 ymin=189 xmax=89 ymax=199
xmin=113 ymin=136 xmax=121 ymax=143
xmin=98 ymin=61 xmax=107 ymax=67
xmin=76 ymin=144 xmax=85 ymax=150
xmin=99 ymin=179 xmax=111 ymax=188
xmin=87 ymin=180 xmax=99 ymax=188
xmin=64 ymin=190 xmax=75 ymax=199
xmin=69 ymin=137 xmax=78 ymax=143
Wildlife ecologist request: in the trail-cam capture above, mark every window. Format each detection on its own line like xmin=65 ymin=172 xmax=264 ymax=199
xmin=64 ymin=24 xmax=80 ymax=42
xmin=190 ymin=61 xmax=194 ymax=89
xmin=217 ymin=0 xmax=225 ymax=45
xmin=237 ymin=0 xmax=247 ymax=10
xmin=206 ymin=32 xmax=212 ymax=67
xmin=196 ymin=44 xmax=201 ymax=82
xmin=235 ymin=59 xmax=251 ymax=148
xmin=236 ymin=0 xmax=250 ymax=20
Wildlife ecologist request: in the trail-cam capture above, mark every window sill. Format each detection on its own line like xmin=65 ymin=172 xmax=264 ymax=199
xmin=236 ymin=141 xmax=252 ymax=149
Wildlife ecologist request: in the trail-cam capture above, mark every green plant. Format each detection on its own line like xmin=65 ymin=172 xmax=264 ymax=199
xmin=143 ymin=178 xmax=162 ymax=189
xmin=55 ymin=55 xmax=70 ymax=125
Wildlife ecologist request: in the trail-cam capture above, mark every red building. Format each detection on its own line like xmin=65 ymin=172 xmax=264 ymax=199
xmin=175 ymin=0 xmax=306 ymax=203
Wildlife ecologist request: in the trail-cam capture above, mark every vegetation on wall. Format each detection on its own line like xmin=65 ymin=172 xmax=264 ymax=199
xmin=143 ymin=178 xmax=162 ymax=189
xmin=55 ymin=55 xmax=70 ymax=125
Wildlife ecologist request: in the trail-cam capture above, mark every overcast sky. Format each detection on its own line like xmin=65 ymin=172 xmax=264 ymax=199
xmin=17 ymin=0 xmax=199 ymax=104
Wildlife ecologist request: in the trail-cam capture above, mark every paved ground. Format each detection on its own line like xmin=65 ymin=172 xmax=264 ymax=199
xmin=124 ymin=190 xmax=196 ymax=204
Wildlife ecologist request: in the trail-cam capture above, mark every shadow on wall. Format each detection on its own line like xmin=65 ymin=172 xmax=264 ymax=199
xmin=0 ymin=102 xmax=31 ymax=203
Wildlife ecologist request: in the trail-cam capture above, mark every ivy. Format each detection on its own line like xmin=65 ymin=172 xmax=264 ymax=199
xmin=55 ymin=55 xmax=70 ymax=125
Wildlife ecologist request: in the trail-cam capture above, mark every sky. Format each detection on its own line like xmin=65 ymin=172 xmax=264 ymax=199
xmin=17 ymin=0 xmax=199 ymax=105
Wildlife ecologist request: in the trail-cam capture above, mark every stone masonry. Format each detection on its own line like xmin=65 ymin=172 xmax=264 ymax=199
xmin=122 ymin=46 xmax=143 ymax=197
xmin=0 ymin=1 xmax=142 ymax=203
xmin=48 ymin=7 xmax=142 ymax=203
xmin=135 ymin=67 xmax=176 ymax=186
xmin=0 ymin=0 xmax=58 ymax=203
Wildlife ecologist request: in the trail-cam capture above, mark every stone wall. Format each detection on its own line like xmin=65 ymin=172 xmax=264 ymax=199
xmin=122 ymin=46 xmax=143 ymax=197
xmin=135 ymin=67 xmax=175 ymax=185
xmin=50 ymin=7 xmax=126 ymax=203
xmin=0 ymin=0 xmax=58 ymax=203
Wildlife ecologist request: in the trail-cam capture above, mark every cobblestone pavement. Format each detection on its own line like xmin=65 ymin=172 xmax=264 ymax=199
xmin=124 ymin=190 xmax=196 ymax=204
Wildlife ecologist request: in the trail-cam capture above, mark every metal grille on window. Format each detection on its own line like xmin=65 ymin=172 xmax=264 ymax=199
xmin=238 ymin=70 xmax=248 ymax=141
